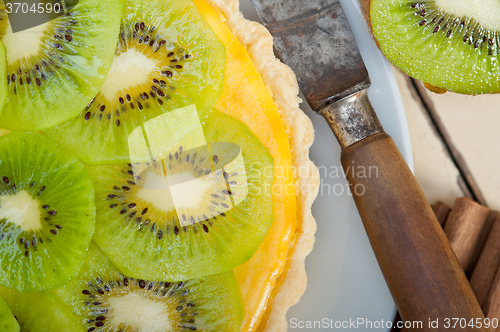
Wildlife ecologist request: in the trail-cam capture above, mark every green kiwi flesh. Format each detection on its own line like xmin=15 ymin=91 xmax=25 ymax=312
xmin=55 ymin=243 xmax=244 ymax=332
xmin=0 ymin=3 xmax=7 ymax=38
xmin=0 ymin=132 xmax=96 ymax=292
xmin=0 ymin=0 xmax=124 ymax=130
xmin=370 ymin=0 xmax=500 ymax=94
xmin=0 ymin=286 xmax=83 ymax=332
xmin=0 ymin=295 xmax=19 ymax=332
xmin=45 ymin=0 xmax=226 ymax=165
xmin=88 ymin=108 xmax=274 ymax=281
xmin=0 ymin=41 xmax=7 ymax=118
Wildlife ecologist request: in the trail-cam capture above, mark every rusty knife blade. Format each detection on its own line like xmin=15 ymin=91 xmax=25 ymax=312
xmin=251 ymin=0 xmax=370 ymax=111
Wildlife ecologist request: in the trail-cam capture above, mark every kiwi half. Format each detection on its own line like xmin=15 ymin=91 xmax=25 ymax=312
xmin=88 ymin=109 xmax=274 ymax=281
xmin=0 ymin=286 xmax=83 ymax=332
xmin=0 ymin=295 xmax=19 ymax=332
xmin=45 ymin=0 xmax=226 ymax=165
xmin=0 ymin=0 xmax=123 ymax=130
xmin=0 ymin=132 xmax=96 ymax=292
xmin=55 ymin=243 xmax=244 ymax=332
xmin=370 ymin=0 xmax=500 ymax=94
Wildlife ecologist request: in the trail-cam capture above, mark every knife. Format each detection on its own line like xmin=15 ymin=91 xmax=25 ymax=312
xmin=250 ymin=0 xmax=487 ymax=329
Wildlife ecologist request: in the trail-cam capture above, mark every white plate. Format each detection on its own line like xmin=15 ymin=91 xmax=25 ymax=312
xmin=238 ymin=0 xmax=413 ymax=330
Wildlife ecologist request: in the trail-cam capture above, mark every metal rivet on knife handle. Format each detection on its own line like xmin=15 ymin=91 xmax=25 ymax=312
xmin=319 ymin=89 xmax=383 ymax=149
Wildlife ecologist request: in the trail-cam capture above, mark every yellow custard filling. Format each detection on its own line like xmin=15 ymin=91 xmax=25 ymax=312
xmin=193 ymin=0 xmax=298 ymax=330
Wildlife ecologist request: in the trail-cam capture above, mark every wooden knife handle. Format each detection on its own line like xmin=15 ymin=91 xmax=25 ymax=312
xmin=341 ymin=132 xmax=487 ymax=331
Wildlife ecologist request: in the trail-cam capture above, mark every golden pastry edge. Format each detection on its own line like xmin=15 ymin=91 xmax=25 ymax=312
xmin=205 ymin=0 xmax=320 ymax=330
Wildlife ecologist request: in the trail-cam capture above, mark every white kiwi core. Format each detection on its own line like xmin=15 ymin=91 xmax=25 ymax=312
xmin=436 ymin=0 xmax=500 ymax=31
xmin=100 ymin=49 xmax=158 ymax=100
xmin=2 ymin=22 xmax=49 ymax=64
xmin=108 ymin=293 xmax=173 ymax=332
xmin=136 ymin=167 xmax=175 ymax=213
xmin=168 ymin=172 xmax=214 ymax=210
xmin=0 ymin=191 xmax=42 ymax=231
xmin=136 ymin=167 xmax=213 ymax=214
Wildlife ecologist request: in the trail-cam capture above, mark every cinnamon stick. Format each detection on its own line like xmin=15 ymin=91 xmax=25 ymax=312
xmin=470 ymin=217 xmax=500 ymax=308
xmin=482 ymin=263 xmax=500 ymax=328
xmin=469 ymin=210 xmax=500 ymax=277
xmin=431 ymin=202 xmax=451 ymax=227
xmin=444 ymin=197 xmax=489 ymax=276
xmin=490 ymin=211 xmax=500 ymax=224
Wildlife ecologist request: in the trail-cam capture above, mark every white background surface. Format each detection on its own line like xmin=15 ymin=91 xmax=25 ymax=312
xmin=238 ymin=0 xmax=413 ymax=330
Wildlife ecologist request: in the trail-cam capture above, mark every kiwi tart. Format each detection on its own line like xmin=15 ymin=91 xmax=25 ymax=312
xmin=0 ymin=0 xmax=319 ymax=330
xmin=370 ymin=0 xmax=500 ymax=94
xmin=0 ymin=132 xmax=96 ymax=292
xmin=0 ymin=0 xmax=123 ymax=131
xmin=45 ymin=0 xmax=226 ymax=165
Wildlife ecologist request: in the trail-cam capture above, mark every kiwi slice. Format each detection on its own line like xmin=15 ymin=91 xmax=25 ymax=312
xmin=0 ymin=132 xmax=96 ymax=292
xmin=55 ymin=243 xmax=244 ymax=332
xmin=370 ymin=0 xmax=500 ymax=94
xmin=45 ymin=0 xmax=226 ymax=165
xmin=0 ymin=286 xmax=83 ymax=332
xmin=0 ymin=295 xmax=19 ymax=332
xmin=0 ymin=0 xmax=124 ymax=130
xmin=88 ymin=108 xmax=274 ymax=281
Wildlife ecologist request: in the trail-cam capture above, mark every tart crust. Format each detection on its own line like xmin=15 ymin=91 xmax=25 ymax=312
xmin=205 ymin=0 xmax=320 ymax=330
